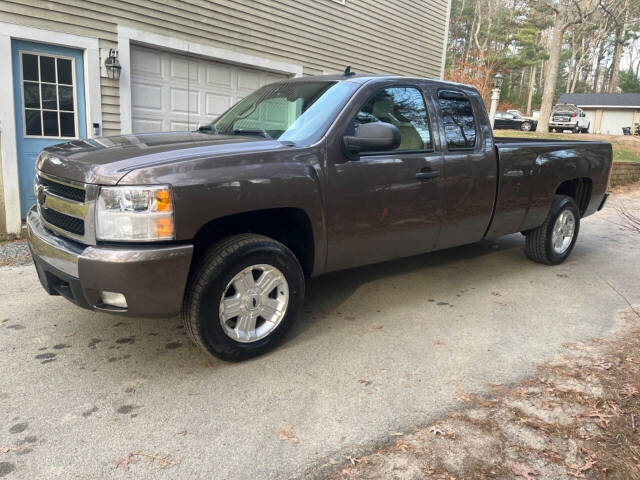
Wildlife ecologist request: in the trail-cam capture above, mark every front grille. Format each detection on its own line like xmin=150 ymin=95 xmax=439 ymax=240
xmin=38 ymin=175 xmax=85 ymax=202
xmin=41 ymin=208 xmax=85 ymax=236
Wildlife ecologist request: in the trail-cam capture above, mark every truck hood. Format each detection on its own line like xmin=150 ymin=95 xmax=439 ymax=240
xmin=37 ymin=132 xmax=290 ymax=185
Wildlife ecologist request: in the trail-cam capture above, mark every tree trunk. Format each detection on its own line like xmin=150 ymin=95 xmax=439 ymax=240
xmin=527 ymin=63 xmax=536 ymax=115
xmin=537 ymin=18 xmax=564 ymax=133
xmin=593 ymin=43 xmax=603 ymax=92
xmin=609 ymin=2 xmax=629 ymax=93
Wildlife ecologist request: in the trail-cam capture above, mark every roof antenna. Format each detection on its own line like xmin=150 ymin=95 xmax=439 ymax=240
xmin=344 ymin=65 xmax=356 ymax=77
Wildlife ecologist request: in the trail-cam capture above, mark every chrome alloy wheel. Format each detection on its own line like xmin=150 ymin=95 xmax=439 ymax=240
xmin=219 ymin=264 xmax=289 ymax=343
xmin=551 ymin=210 xmax=576 ymax=254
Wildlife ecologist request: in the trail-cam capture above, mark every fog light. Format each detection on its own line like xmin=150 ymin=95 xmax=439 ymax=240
xmin=100 ymin=291 xmax=128 ymax=309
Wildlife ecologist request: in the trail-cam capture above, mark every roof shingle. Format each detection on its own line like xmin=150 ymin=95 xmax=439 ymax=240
xmin=557 ymin=93 xmax=640 ymax=107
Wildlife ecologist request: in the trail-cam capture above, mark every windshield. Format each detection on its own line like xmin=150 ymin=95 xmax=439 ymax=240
xmin=208 ymin=81 xmax=359 ymax=145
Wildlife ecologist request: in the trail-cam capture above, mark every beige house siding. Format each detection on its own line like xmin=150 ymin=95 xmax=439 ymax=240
xmin=0 ymin=0 xmax=448 ymax=136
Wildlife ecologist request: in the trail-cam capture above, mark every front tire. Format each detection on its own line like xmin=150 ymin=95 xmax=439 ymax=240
xmin=521 ymin=122 xmax=532 ymax=131
xmin=182 ymin=234 xmax=305 ymax=361
xmin=524 ymin=195 xmax=580 ymax=265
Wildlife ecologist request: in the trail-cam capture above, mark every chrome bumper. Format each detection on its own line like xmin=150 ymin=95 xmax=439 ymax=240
xmin=27 ymin=206 xmax=84 ymax=277
xmin=27 ymin=206 xmax=194 ymax=317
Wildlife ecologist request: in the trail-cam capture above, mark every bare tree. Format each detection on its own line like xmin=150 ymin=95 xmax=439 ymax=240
xmin=536 ymin=0 xmax=599 ymax=133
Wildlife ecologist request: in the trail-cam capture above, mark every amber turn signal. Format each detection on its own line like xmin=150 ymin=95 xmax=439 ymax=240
xmin=156 ymin=189 xmax=172 ymax=212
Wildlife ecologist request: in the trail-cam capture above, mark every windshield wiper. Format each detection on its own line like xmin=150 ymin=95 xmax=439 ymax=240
xmin=233 ymin=129 xmax=272 ymax=139
xmin=197 ymin=124 xmax=218 ymax=134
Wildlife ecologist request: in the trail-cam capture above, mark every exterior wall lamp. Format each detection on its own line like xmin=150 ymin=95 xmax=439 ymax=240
xmin=104 ymin=48 xmax=121 ymax=80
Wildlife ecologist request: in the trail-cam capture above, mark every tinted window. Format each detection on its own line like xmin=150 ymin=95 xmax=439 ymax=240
xmin=351 ymin=87 xmax=432 ymax=151
xmin=438 ymin=92 xmax=477 ymax=149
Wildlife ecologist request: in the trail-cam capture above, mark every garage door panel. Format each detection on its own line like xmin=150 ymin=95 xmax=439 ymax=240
xmin=238 ymin=69 xmax=262 ymax=90
xmin=131 ymin=49 xmax=162 ymax=77
xmin=131 ymin=45 xmax=288 ymax=134
xmin=132 ymin=83 xmax=163 ymax=110
xmin=170 ymin=57 xmax=199 ymax=83
xmin=206 ymin=64 xmax=233 ymax=88
xmin=205 ymin=93 xmax=232 ymax=116
xmin=170 ymin=88 xmax=199 ymax=114
xmin=132 ymin=117 xmax=163 ymax=133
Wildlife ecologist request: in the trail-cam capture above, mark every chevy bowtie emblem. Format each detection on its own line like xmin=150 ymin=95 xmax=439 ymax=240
xmin=37 ymin=185 xmax=47 ymax=205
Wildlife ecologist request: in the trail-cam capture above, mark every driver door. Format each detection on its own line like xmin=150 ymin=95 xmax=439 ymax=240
xmin=325 ymin=84 xmax=444 ymax=272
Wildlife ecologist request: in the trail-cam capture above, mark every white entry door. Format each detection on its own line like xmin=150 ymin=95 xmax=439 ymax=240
xmin=130 ymin=45 xmax=289 ymax=133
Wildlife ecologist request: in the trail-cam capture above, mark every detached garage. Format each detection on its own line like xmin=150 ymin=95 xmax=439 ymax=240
xmin=557 ymin=93 xmax=640 ymax=135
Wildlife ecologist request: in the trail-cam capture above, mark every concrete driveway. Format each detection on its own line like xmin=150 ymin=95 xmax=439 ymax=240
xmin=1 ymin=191 xmax=639 ymax=480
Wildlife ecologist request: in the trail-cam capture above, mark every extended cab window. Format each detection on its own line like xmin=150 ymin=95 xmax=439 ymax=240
xmin=438 ymin=92 xmax=477 ymax=149
xmin=350 ymin=87 xmax=432 ymax=152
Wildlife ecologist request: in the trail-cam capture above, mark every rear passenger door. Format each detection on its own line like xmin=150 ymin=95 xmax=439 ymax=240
xmin=434 ymin=90 xmax=497 ymax=249
xmin=325 ymin=84 xmax=444 ymax=272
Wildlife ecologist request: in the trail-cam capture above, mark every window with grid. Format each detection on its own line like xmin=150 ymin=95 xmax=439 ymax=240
xmin=21 ymin=52 xmax=77 ymax=138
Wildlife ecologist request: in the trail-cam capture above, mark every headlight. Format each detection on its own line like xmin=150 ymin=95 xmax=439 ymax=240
xmin=96 ymin=186 xmax=174 ymax=241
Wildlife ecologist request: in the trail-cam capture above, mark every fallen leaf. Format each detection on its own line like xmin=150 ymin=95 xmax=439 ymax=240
xmin=569 ymin=458 xmax=596 ymax=478
xmin=373 ymin=325 xmax=384 ymax=330
xmin=358 ymin=379 xmax=372 ymax=386
xmin=556 ymin=273 xmax=569 ymax=278
xmin=278 ymin=425 xmax=299 ymax=444
xmin=512 ymin=462 xmax=539 ymax=479
xmin=491 ymin=291 xmax=502 ymax=296
xmin=434 ymin=340 xmax=446 ymax=346
xmin=0 ymin=446 xmax=21 ymax=454
xmin=347 ymin=455 xmax=361 ymax=465
xmin=592 ymin=360 xmax=613 ymax=370
xmin=63 ymin=332 xmax=76 ymax=338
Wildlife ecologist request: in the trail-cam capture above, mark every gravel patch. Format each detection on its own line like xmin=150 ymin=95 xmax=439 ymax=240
xmin=0 ymin=239 xmax=32 ymax=267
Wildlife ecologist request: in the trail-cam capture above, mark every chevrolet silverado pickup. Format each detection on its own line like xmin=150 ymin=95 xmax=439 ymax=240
xmin=28 ymin=74 xmax=613 ymax=360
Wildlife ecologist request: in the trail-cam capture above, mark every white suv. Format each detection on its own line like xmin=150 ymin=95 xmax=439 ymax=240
xmin=549 ymin=104 xmax=590 ymax=133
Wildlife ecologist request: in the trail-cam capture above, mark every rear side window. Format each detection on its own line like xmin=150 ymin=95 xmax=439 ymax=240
xmin=351 ymin=87 xmax=432 ymax=152
xmin=438 ymin=92 xmax=477 ymax=149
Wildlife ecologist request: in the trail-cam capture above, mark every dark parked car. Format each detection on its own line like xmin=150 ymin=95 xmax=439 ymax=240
xmin=28 ymin=74 xmax=612 ymax=360
xmin=494 ymin=111 xmax=538 ymax=131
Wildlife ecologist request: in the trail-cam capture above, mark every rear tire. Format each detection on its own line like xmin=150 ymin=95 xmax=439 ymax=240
xmin=182 ymin=234 xmax=305 ymax=361
xmin=524 ymin=195 xmax=580 ymax=265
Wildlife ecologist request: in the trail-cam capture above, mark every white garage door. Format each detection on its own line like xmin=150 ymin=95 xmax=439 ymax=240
xmin=130 ymin=45 xmax=289 ymax=133
xmin=601 ymin=110 xmax=634 ymax=136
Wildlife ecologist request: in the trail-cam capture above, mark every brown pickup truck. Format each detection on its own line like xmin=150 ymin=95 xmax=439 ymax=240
xmin=28 ymin=74 xmax=612 ymax=360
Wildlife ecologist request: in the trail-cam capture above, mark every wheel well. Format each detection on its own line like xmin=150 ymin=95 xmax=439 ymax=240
xmin=191 ymin=208 xmax=315 ymax=278
xmin=555 ymin=178 xmax=592 ymax=216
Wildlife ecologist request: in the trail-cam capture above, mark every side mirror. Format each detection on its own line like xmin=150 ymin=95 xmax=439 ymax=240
xmin=343 ymin=122 xmax=401 ymax=155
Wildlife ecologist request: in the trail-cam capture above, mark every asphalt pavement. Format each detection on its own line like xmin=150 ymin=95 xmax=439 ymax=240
xmin=1 ymin=190 xmax=639 ymax=479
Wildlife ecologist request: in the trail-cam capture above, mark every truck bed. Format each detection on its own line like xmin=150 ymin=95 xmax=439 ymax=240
xmin=487 ymin=136 xmax=613 ymax=240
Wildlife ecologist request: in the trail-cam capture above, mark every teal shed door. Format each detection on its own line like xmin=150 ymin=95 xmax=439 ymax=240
xmin=11 ymin=40 xmax=87 ymax=216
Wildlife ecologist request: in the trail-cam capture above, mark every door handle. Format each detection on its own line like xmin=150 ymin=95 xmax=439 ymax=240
xmin=415 ymin=170 xmax=440 ymax=180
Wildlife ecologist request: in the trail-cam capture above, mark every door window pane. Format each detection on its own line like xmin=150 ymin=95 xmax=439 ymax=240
xmin=23 ymin=82 xmax=40 ymax=109
xmin=60 ymin=112 xmax=75 ymax=137
xmin=352 ymin=87 xmax=432 ymax=151
xmin=57 ymin=58 xmax=72 ymax=85
xmin=43 ymin=111 xmax=59 ymax=136
xmin=58 ymin=86 xmax=74 ymax=111
xmin=21 ymin=52 xmax=77 ymax=138
xmin=438 ymin=92 xmax=477 ymax=149
xmin=41 ymin=84 xmax=58 ymax=110
xmin=40 ymin=56 xmax=56 ymax=83
xmin=25 ymin=110 xmax=42 ymax=136
xmin=22 ymin=54 xmax=39 ymax=81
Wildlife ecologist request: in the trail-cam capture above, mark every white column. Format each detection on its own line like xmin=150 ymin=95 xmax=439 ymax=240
xmin=489 ymin=88 xmax=500 ymax=129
